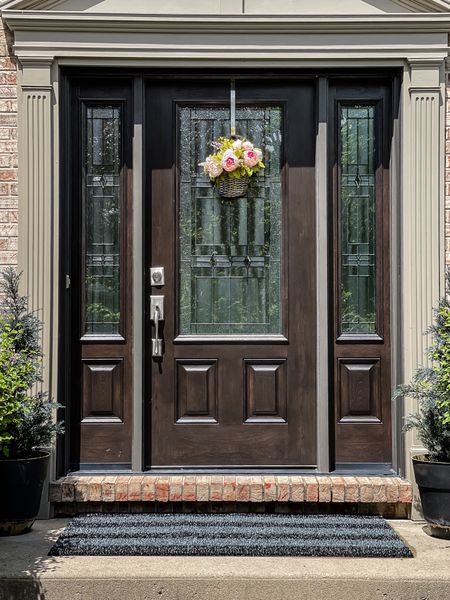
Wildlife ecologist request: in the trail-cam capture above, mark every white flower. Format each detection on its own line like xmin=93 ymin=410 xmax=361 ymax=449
xmin=208 ymin=160 xmax=223 ymax=178
xmin=232 ymin=139 xmax=243 ymax=150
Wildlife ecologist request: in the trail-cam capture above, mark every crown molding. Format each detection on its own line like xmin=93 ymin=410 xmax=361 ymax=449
xmin=2 ymin=0 xmax=450 ymax=11
xmin=3 ymin=12 xmax=450 ymax=34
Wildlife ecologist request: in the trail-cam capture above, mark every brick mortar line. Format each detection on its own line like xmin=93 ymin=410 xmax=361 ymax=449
xmin=50 ymin=475 xmax=413 ymax=504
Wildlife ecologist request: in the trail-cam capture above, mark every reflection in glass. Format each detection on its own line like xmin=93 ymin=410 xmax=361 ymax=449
xmin=340 ymin=105 xmax=376 ymax=334
xmin=179 ymin=106 xmax=282 ymax=335
xmin=83 ymin=106 xmax=121 ymax=335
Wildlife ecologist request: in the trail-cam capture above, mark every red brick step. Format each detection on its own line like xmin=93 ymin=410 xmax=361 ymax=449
xmin=50 ymin=474 xmax=412 ymax=516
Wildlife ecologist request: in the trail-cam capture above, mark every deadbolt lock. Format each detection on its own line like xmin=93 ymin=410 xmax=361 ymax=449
xmin=150 ymin=267 xmax=165 ymax=286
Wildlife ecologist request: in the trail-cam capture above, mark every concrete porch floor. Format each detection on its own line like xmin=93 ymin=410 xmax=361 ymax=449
xmin=1 ymin=519 xmax=450 ymax=599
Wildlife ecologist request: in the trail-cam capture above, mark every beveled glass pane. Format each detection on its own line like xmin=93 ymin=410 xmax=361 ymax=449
xmin=340 ymin=105 xmax=376 ymax=334
xmin=178 ymin=106 xmax=282 ymax=335
xmin=83 ymin=105 xmax=121 ymax=335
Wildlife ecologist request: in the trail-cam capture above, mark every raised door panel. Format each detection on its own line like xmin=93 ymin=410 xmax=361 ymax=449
xmin=82 ymin=358 xmax=124 ymax=423
xmin=338 ymin=358 xmax=381 ymax=424
xmin=244 ymin=359 xmax=287 ymax=423
xmin=176 ymin=359 xmax=218 ymax=423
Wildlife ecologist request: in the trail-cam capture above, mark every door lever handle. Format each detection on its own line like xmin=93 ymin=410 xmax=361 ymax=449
xmin=150 ymin=295 xmax=164 ymax=357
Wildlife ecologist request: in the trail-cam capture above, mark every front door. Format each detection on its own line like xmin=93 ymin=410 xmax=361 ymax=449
xmin=145 ymin=79 xmax=317 ymax=468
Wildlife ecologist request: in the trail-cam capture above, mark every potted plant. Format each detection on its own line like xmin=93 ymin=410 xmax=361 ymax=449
xmin=199 ymin=136 xmax=265 ymax=198
xmin=394 ymin=277 xmax=450 ymax=539
xmin=0 ymin=268 xmax=63 ymax=535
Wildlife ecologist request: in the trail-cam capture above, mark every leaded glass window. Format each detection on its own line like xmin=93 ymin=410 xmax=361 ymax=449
xmin=178 ymin=106 xmax=282 ymax=335
xmin=83 ymin=106 xmax=121 ymax=335
xmin=339 ymin=105 xmax=376 ymax=335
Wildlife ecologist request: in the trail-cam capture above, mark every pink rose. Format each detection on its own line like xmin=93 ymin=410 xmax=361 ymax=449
xmin=221 ymin=151 xmax=239 ymax=172
xmin=243 ymin=149 xmax=259 ymax=168
xmin=242 ymin=140 xmax=254 ymax=150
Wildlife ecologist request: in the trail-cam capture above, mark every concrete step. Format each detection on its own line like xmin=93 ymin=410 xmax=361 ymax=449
xmin=49 ymin=474 xmax=413 ymax=517
xmin=0 ymin=519 xmax=449 ymax=600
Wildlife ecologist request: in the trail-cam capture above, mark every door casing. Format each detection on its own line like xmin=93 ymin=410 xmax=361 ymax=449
xmin=59 ymin=69 xmax=400 ymax=475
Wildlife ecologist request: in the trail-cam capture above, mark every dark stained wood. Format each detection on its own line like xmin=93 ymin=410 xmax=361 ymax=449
xmin=145 ymin=79 xmax=317 ymax=468
xmin=329 ymin=79 xmax=395 ymax=465
xmin=68 ymin=78 xmax=134 ymax=468
xmin=244 ymin=359 xmax=287 ymax=423
xmin=176 ymin=360 xmax=218 ymax=423
xmin=82 ymin=358 xmax=124 ymax=421
xmin=337 ymin=358 xmax=381 ymax=423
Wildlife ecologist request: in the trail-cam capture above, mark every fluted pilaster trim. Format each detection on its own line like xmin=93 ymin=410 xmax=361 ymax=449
xmin=403 ymin=61 xmax=445 ymax=475
xmin=18 ymin=62 xmax=54 ymax=399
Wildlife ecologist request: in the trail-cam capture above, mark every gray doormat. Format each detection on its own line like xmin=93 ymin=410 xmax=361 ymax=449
xmin=48 ymin=513 xmax=413 ymax=558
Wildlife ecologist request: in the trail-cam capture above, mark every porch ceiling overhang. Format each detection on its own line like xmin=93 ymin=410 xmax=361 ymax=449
xmin=0 ymin=2 xmax=449 ymax=67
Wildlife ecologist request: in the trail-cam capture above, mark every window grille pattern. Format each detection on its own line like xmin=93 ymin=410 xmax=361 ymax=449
xmin=83 ymin=106 xmax=121 ymax=335
xmin=178 ymin=106 xmax=282 ymax=335
xmin=340 ymin=105 xmax=376 ymax=335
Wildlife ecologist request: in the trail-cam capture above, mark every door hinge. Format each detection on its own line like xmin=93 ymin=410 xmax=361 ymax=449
xmin=65 ymin=274 xmax=71 ymax=289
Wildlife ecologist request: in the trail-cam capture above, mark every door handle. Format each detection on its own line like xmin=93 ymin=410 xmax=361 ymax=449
xmin=150 ymin=295 xmax=164 ymax=357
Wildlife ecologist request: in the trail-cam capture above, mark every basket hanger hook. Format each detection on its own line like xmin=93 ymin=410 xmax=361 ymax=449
xmin=230 ymin=78 xmax=236 ymax=138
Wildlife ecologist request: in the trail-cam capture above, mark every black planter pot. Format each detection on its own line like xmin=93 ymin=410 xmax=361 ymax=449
xmin=413 ymin=455 xmax=450 ymax=539
xmin=0 ymin=451 xmax=50 ymax=535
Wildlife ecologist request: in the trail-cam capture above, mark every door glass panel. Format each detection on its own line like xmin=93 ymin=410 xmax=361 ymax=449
xmin=178 ymin=106 xmax=282 ymax=335
xmin=339 ymin=105 xmax=376 ymax=335
xmin=83 ymin=105 xmax=121 ymax=335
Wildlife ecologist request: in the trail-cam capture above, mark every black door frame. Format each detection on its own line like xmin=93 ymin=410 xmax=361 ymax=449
xmin=58 ymin=68 xmax=401 ymax=477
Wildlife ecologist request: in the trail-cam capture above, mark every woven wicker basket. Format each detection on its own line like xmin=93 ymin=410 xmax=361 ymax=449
xmin=216 ymin=174 xmax=249 ymax=199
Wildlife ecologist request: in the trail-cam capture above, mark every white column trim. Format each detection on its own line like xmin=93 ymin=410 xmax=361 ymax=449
xmin=402 ymin=59 xmax=445 ymax=486
xmin=18 ymin=57 xmax=57 ymax=514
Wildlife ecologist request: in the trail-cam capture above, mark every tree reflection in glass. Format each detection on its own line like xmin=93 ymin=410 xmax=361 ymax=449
xmin=83 ymin=106 xmax=121 ymax=335
xmin=340 ymin=105 xmax=376 ymax=334
xmin=179 ymin=106 xmax=282 ymax=335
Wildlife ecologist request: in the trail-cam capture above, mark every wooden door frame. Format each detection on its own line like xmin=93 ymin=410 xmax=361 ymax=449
xmin=58 ymin=68 xmax=401 ymax=477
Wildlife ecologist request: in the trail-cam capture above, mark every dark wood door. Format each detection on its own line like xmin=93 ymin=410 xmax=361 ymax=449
xmin=328 ymin=79 xmax=394 ymax=466
xmin=67 ymin=78 xmax=134 ymax=469
xmin=145 ymin=79 xmax=317 ymax=468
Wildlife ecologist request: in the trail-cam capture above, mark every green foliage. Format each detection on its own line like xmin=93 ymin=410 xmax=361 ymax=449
xmin=394 ymin=372 xmax=450 ymax=463
xmin=341 ymin=289 xmax=376 ymax=334
xmin=394 ymin=274 xmax=450 ymax=462
xmin=0 ymin=323 xmax=37 ymax=455
xmin=0 ymin=268 xmax=63 ymax=459
xmin=7 ymin=392 xmax=64 ymax=459
xmin=86 ymin=302 xmax=120 ymax=324
xmin=429 ymin=299 xmax=450 ymax=425
xmin=0 ymin=268 xmax=41 ymax=374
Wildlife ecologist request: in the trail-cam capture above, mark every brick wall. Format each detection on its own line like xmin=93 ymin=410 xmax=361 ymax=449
xmin=447 ymin=65 xmax=450 ymax=268
xmin=0 ymin=19 xmax=17 ymax=271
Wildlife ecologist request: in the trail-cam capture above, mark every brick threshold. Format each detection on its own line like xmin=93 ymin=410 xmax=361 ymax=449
xmin=50 ymin=474 xmax=412 ymax=507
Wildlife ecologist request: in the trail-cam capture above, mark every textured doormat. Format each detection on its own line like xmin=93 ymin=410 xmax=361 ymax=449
xmin=48 ymin=513 xmax=413 ymax=558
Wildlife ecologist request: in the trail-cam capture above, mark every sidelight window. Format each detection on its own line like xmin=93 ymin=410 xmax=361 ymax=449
xmin=82 ymin=105 xmax=122 ymax=335
xmin=339 ymin=104 xmax=377 ymax=335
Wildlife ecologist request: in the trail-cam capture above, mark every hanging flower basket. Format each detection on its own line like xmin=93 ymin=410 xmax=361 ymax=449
xmin=199 ymin=136 xmax=265 ymax=199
